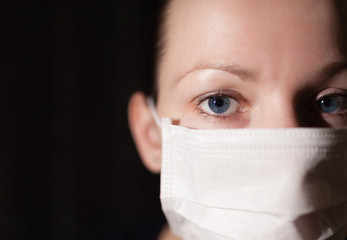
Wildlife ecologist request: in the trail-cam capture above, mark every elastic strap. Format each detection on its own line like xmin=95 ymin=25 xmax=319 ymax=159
xmin=146 ymin=97 xmax=162 ymax=128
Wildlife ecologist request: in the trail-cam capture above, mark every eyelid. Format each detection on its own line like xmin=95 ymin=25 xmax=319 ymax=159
xmin=314 ymin=88 xmax=347 ymax=115
xmin=195 ymin=90 xmax=249 ymax=116
xmin=195 ymin=90 xmax=242 ymax=105
xmin=316 ymin=88 xmax=347 ymax=99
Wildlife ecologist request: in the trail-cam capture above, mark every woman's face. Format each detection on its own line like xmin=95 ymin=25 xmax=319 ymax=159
xmin=156 ymin=0 xmax=347 ymax=128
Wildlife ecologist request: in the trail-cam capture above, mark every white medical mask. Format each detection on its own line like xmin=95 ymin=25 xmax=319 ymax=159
xmin=147 ymin=98 xmax=347 ymax=240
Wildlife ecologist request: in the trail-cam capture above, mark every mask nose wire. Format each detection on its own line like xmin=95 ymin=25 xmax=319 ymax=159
xmin=146 ymin=97 xmax=162 ymax=129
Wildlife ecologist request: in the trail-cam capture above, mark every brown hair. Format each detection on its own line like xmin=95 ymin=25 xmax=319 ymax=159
xmin=148 ymin=0 xmax=171 ymax=100
xmin=148 ymin=0 xmax=347 ymax=99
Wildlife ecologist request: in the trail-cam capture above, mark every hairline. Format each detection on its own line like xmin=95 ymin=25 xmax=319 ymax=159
xmin=153 ymin=0 xmax=173 ymax=100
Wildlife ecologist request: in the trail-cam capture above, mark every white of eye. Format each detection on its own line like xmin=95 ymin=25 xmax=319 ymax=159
xmin=199 ymin=96 xmax=240 ymax=115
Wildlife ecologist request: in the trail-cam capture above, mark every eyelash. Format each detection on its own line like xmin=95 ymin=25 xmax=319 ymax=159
xmin=195 ymin=91 xmax=245 ymax=120
xmin=315 ymin=90 xmax=347 ymax=115
xmin=195 ymin=89 xmax=347 ymax=121
xmin=318 ymin=90 xmax=346 ymax=99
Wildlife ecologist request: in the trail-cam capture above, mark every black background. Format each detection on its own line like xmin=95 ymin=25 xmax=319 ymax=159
xmin=1 ymin=0 xmax=165 ymax=239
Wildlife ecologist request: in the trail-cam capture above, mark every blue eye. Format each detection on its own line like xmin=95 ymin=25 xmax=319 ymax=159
xmin=318 ymin=96 xmax=340 ymax=113
xmin=199 ymin=95 xmax=240 ymax=116
xmin=208 ymin=97 xmax=231 ymax=114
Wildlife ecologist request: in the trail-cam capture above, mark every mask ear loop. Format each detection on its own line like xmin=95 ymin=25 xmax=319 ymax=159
xmin=146 ymin=97 xmax=162 ymax=129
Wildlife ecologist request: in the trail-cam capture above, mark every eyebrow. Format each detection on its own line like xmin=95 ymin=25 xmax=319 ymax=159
xmin=175 ymin=63 xmax=255 ymax=84
xmin=175 ymin=61 xmax=347 ymax=86
xmin=314 ymin=61 xmax=347 ymax=84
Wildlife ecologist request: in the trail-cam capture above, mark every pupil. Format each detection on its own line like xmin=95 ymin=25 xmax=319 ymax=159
xmin=215 ymin=98 xmax=224 ymax=107
xmin=319 ymin=96 xmax=339 ymax=113
xmin=208 ymin=96 xmax=230 ymax=114
xmin=322 ymin=98 xmax=332 ymax=107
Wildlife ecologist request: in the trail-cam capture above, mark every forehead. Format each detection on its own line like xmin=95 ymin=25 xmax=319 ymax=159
xmin=158 ymin=0 xmax=340 ymax=88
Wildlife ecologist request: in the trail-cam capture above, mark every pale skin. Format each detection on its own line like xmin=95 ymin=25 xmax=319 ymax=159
xmin=128 ymin=0 xmax=347 ymax=239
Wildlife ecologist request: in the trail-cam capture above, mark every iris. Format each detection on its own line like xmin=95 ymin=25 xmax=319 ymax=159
xmin=208 ymin=96 xmax=231 ymax=114
xmin=319 ymin=96 xmax=339 ymax=113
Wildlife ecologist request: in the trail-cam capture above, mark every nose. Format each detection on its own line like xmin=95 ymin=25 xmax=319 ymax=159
xmin=251 ymin=95 xmax=302 ymax=128
xmin=256 ymin=109 xmax=301 ymax=128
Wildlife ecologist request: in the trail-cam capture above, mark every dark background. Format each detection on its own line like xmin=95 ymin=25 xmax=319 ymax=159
xmin=1 ymin=0 xmax=165 ymax=239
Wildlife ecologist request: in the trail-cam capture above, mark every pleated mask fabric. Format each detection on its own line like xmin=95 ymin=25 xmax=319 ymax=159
xmin=160 ymin=118 xmax=347 ymax=240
